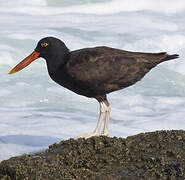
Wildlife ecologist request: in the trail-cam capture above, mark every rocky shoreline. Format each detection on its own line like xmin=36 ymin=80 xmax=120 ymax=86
xmin=0 ymin=130 xmax=184 ymax=180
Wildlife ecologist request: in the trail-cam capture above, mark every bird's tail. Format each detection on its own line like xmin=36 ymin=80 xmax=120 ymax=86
xmin=162 ymin=53 xmax=179 ymax=62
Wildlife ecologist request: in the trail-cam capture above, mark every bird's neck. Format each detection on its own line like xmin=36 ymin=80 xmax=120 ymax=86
xmin=46 ymin=48 xmax=69 ymax=73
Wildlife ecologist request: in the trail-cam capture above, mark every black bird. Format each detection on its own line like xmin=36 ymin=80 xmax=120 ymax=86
xmin=9 ymin=37 xmax=179 ymax=139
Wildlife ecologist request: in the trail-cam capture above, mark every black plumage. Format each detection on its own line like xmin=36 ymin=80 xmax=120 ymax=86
xmin=9 ymin=37 xmax=179 ymax=139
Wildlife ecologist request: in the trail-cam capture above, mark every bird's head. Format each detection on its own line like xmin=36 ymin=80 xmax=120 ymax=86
xmin=9 ymin=37 xmax=69 ymax=74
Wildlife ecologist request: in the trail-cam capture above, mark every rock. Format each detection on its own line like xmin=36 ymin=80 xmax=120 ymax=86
xmin=0 ymin=130 xmax=184 ymax=180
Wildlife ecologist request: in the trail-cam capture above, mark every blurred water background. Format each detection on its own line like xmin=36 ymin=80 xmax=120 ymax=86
xmin=0 ymin=0 xmax=185 ymax=160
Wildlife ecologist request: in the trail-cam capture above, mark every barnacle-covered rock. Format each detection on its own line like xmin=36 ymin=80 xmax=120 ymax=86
xmin=0 ymin=130 xmax=184 ymax=180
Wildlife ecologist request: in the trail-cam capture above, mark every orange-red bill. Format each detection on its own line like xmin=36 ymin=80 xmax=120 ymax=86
xmin=9 ymin=51 xmax=40 ymax=74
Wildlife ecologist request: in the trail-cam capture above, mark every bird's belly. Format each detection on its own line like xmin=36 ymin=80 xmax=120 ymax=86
xmin=49 ymin=66 xmax=149 ymax=98
xmin=50 ymin=75 xmax=95 ymax=98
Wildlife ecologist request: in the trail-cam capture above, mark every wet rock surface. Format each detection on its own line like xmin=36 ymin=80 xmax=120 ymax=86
xmin=0 ymin=130 xmax=184 ymax=180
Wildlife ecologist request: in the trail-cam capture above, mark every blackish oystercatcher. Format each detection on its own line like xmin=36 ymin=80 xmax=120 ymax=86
xmin=9 ymin=37 xmax=179 ymax=139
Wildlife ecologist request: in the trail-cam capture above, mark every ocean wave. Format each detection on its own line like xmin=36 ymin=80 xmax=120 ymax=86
xmin=0 ymin=0 xmax=185 ymax=15
xmin=56 ymin=0 xmax=185 ymax=15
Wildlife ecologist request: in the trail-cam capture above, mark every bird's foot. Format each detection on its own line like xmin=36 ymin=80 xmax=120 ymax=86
xmin=75 ymin=132 xmax=101 ymax=140
xmin=101 ymin=132 xmax=108 ymax=136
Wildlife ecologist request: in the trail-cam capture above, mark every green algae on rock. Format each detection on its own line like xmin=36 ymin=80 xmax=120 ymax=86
xmin=0 ymin=130 xmax=184 ymax=180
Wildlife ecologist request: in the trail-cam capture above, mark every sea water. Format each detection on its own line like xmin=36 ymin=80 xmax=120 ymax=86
xmin=0 ymin=0 xmax=185 ymax=161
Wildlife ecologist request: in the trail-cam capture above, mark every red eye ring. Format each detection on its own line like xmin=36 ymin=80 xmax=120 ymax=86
xmin=41 ymin=42 xmax=49 ymax=47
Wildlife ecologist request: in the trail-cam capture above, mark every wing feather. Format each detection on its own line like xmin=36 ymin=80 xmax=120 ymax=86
xmin=66 ymin=46 xmax=168 ymax=89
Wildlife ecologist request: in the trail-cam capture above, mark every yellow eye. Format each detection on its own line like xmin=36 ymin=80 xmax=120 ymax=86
xmin=41 ymin=42 xmax=49 ymax=47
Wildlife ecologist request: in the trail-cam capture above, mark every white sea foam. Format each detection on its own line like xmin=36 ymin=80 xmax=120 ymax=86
xmin=0 ymin=0 xmax=46 ymax=6
xmin=1 ymin=0 xmax=185 ymax=16
xmin=45 ymin=0 xmax=185 ymax=15
xmin=0 ymin=0 xmax=185 ymax=161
